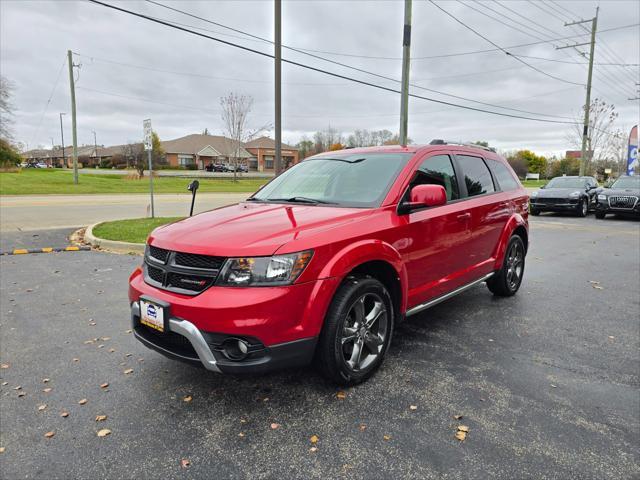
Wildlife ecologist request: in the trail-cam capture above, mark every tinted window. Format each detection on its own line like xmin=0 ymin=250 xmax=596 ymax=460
xmin=487 ymin=159 xmax=520 ymax=191
xmin=456 ymin=155 xmax=495 ymax=197
xmin=411 ymin=154 xmax=460 ymax=201
xmin=546 ymin=177 xmax=588 ymax=189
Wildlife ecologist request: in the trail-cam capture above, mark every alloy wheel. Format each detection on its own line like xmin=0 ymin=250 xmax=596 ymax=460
xmin=341 ymin=293 xmax=388 ymax=372
xmin=505 ymin=242 xmax=524 ymax=291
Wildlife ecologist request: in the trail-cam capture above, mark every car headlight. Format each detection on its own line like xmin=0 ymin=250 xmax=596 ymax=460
xmin=216 ymin=250 xmax=313 ymax=286
xmin=597 ymin=194 xmax=607 ymax=200
xmin=530 ymin=191 xmax=538 ymax=197
xmin=569 ymin=191 xmax=581 ymax=197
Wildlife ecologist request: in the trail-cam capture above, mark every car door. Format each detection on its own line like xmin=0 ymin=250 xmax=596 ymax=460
xmin=453 ymin=154 xmax=509 ymax=278
xmin=399 ymin=153 xmax=474 ymax=308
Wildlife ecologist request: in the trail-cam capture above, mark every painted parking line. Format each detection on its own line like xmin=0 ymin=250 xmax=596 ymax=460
xmin=0 ymin=246 xmax=91 ymax=256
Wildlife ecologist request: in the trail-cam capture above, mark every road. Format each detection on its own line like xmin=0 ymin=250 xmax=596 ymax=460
xmin=0 ymin=193 xmax=249 ymax=231
xmin=0 ymin=215 xmax=638 ymax=479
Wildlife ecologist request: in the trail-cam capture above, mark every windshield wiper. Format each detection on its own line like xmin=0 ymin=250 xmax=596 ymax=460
xmin=267 ymin=196 xmax=336 ymax=205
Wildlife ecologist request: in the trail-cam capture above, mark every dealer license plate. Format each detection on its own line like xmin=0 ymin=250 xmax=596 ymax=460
xmin=139 ymin=299 xmax=165 ymax=332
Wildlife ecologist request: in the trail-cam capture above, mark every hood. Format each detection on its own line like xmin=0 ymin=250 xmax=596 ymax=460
xmin=148 ymin=202 xmax=373 ymax=257
xmin=602 ymin=187 xmax=640 ymax=196
xmin=534 ymin=187 xmax=584 ymax=198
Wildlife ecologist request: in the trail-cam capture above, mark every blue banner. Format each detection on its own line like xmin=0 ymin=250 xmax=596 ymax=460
xmin=628 ymin=126 xmax=638 ymax=176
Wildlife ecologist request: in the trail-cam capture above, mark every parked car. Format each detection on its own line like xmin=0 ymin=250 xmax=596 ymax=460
xmin=595 ymin=175 xmax=640 ymax=219
xmin=129 ymin=143 xmax=529 ymax=385
xmin=529 ymin=176 xmax=598 ymax=217
xmin=237 ymin=164 xmax=248 ymax=173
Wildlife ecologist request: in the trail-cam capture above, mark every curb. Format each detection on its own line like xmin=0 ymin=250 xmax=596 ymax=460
xmin=84 ymin=223 xmax=146 ymax=255
xmin=0 ymin=246 xmax=91 ymax=256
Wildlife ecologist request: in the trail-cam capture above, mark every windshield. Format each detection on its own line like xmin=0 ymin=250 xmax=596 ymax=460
xmin=250 ymin=153 xmax=413 ymax=207
xmin=611 ymin=176 xmax=640 ymax=189
xmin=546 ymin=177 xmax=588 ymax=189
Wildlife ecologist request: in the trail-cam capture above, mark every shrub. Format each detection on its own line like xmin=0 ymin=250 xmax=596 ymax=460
xmin=0 ymin=139 xmax=22 ymax=168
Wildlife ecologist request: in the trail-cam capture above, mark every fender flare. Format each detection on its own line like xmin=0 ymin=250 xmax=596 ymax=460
xmin=318 ymin=239 xmax=408 ymax=314
xmin=493 ymin=214 xmax=528 ymax=271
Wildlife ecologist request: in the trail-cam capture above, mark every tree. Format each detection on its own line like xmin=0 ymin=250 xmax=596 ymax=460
xmin=202 ymin=128 xmax=210 ymax=135
xmin=296 ymin=136 xmax=314 ymax=158
xmin=220 ymin=92 xmax=269 ymax=180
xmin=566 ymin=98 xmax=618 ymax=171
xmin=1 ymin=76 xmax=14 ymax=140
xmin=123 ymin=142 xmax=145 ymax=177
xmin=151 ymin=131 xmax=165 ymax=166
xmin=0 ymin=138 xmax=21 ymax=168
xmin=472 ymin=141 xmax=489 ymax=147
xmin=329 ymin=143 xmax=344 ymax=151
xmin=506 ymin=150 xmax=547 ymax=178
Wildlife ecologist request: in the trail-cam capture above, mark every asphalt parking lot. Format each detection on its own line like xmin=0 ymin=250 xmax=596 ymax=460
xmin=1 ymin=215 xmax=638 ymax=479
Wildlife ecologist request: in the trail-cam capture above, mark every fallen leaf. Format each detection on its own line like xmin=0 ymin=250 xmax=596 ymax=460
xmin=95 ymin=415 xmax=107 ymax=422
xmin=61 ymin=412 xmax=69 ymax=418
xmin=43 ymin=388 xmax=52 ymax=393
xmin=125 ymin=329 xmax=132 ymax=334
xmin=100 ymin=383 xmax=109 ymax=389
xmin=359 ymin=424 xmax=367 ymax=432
xmin=138 ymin=358 xmax=144 ymax=362
xmin=83 ymin=340 xmax=94 ymax=345
xmin=453 ymin=414 xmax=463 ymax=420
xmin=550 ymin=384 xmax=557 ymax=388
xmin=270 ymin=423 xmax=280 ymax=430
xmin=78 ymin=398 xmax=88 ymax=405
xmin=123 ymin=368 xmax=133 ymax=375
xmin=183 ymin=395 xmax=193 ymax=403
xmin=240 ymin=418 xmax=247 ymax=423
xmin=588 ymin=280 xmax=600 ymax=285
xmin=310 ymin=434 xmax=319 ymax=444
xmin=336 ymin=391 xmax=346 ymax=400
xmin=38 ymin=404 xmax=47 ymax=411
xmin=44 ymin=431 xmax=55 ymax=438
xmin=238 ymin=432 xmax=245 ymax=438
xmin=1 ymin=382 xmax=7 ymax=386
xmin=125 ymin=353 xmax=132 ymax=357
xmin=383 ymin=435 xmax=391 ymax=441
xmin=309 ymin=446 xmax=318 ymax=453
xmin=97 ymin=429 xmax=111 ymax=437
xmin=13 ymin=386 xmax=21 ymax=390
xmin=180 ymin=459 xmax=190 ymax=468
xmin=262 ymin=397 xmax=269 ymax=402
xmin=97 ymin=344 xmax=104 ymax=349
xmin=101 ymin=337 xmax=111 ymax=341
xmin=592 ymin=285 xmax=604 ymax=290
xmin=0 ymin=364 xmax=8 ymax=369
xmin=455 ymin=430 xmax=466 ymax=441
xmin=457 ymin=425 xmax=469 ymax=433
xmin=42 ymin=378 xmax=50 ymax=383
xmin=409 ymin=405 xmax=418 ymax=411
xmin=72 ymin=358 xmax=80 ymax=363
xmin=0 ymin=447 xmax=5 ymax=453
xmin=608 ymin=336 xmax=615 ymax=340
xmin=108 ymin=348 xmax=116 ymax=353
xmin=17 ymin=392 xmax=25 ymax=397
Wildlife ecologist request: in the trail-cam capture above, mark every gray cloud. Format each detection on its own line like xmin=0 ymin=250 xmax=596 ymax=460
xmin=1 ymin=0 xmax=638 ymax=157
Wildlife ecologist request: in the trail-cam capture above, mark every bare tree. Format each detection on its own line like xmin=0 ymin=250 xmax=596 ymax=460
xmin=566 ymin=98 xmax=618 ymax=172
xmin=123 ymin=142 xmax=145 ymax=178
xmin=0 ymin=76 xmax=14 ymax=140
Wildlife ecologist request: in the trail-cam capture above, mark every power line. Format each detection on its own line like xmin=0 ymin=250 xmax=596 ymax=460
xmin=428 ymin=0 xmax=584 ymax=86
xmin=29 ymin=56 xmax=67 ymax=148
xmin=88 ymin=0 xmax=579 ymax=125
xmin=512 ymin=54 xmax=639 ymax=67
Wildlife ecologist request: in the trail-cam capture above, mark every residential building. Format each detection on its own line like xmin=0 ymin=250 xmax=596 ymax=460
xmin=244 ymin=136 xmax=299 ymax=172
xmin=162 ymin=134 xmax=252 ymax=169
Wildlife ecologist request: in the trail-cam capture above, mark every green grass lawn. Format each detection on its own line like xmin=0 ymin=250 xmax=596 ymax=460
xmin=521 ymin=179 xmax=547 ymax=188
xmin=0 ymin=169 xmax=265 ymax=195
xmin=92 ymin=217 xmax=183 ymax=244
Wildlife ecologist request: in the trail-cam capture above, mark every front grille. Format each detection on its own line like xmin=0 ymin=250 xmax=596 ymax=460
xmin=609 ymin=195 xmax=638 ymax=209
xmin=175 ymin=252 xmax=224 ymax=270
xmin=143 ymin=245 xmax=225 ymax=295
xmin=134 ymin=325 xmax=198 ymax=359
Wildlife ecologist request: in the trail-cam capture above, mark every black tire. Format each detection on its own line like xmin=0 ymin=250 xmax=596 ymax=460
xmin=487 ymin=235 xmax=525 ymax=297
xmin=577 ymin=198 xmax=588 ymax=217
xmin=316 ymin=276 xmax=394 ymax=386
xmin=530 ymin=207 xmax=540 ymax=216
xmin=595 ymin=211 xmax=606 ymax=219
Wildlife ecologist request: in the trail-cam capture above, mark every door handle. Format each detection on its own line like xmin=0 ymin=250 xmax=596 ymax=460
xmin=456 ymin=213 xmax=471 ymax=221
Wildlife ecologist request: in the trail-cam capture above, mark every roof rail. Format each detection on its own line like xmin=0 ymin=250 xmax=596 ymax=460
xmin=429 ymin=139 xmax=496 ymax=153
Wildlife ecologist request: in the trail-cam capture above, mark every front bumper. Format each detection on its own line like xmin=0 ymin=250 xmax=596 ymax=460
xmin=596 ymin=199 xmax=640 ymax=216
xmin=530 ymin=199 xmax=580 ymax=211
xmin=131 ymin=302 xmax=317 ymax=374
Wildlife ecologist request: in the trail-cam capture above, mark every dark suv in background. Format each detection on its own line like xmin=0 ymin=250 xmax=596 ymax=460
xmin=595 ymin=175 xmax=640 ymax=219
xmin=529 ymin=176 xmax=598 ymax=217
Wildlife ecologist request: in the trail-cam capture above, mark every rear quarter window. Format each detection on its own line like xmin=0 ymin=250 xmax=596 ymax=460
xmin=486 ymin=159 xmax=520 ymax=191
xmin=455 ymin=154 xmax=495 ymax=197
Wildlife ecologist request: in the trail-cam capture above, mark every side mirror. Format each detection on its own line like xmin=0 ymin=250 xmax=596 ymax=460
xmin=400 ymin=184 xmax=447 ymax=214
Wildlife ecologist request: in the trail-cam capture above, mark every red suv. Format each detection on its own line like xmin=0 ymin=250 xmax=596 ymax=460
xmin=129 ymin=142 xmax=529 ymax=385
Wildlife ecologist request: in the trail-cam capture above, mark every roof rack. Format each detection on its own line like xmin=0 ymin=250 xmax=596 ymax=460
xmin=429 ymin=139 xmax=496 ymax=153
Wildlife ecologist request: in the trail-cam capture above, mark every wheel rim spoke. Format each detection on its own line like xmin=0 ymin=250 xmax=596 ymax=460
xmin=348 ymin=338 xmax=364 ymax=370
xmin=341 ymin=292 xmax=388 ymax=372
xmin=363 ymin=301 xmax=383 ymax=329
xmin=363 ymin=332 xmax=384 ymax=352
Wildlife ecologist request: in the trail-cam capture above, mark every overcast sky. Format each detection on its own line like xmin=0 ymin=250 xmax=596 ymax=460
xmin=1 ymin=0 xmax=638 ymax=157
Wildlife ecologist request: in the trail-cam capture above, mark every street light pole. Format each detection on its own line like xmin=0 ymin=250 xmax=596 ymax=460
xmin=399 ymin=0 xmax=412 ymax=146
xmin=67 ymin=49 xmax=79 ymax=183
xmin=59 ymin=113 xmax=66 ymax=168
xmin=274 ymin=0 xmax=282 ymax=175
xmin=92 ymin=130 xmax=100 ymax=166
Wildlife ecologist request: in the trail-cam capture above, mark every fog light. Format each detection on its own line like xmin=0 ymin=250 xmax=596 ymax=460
xmin=221 ymin=338 xmax=250 ymax=361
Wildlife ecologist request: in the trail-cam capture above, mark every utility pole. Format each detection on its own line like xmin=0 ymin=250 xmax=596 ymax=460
xmin=67 ymin=50 xmax=79 ymax=184
xmin=274 ymin=0 xmax=282 ymax=175
xmin=399 ymin=0 xmax=412 ymax=146
xmin=59 ymin=113 xmax=66 ymax=168
xmin=557 ymin=7 xmax=598 ymax=176
xmin=92 ymin=130 xmax=100 ymax=165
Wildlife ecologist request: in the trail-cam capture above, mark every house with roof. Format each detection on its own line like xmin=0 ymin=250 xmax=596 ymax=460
xmin=162 ymin=134 xmax=253 ymax=170
xmin=243 ymin=136 xmax=299 ymax=172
